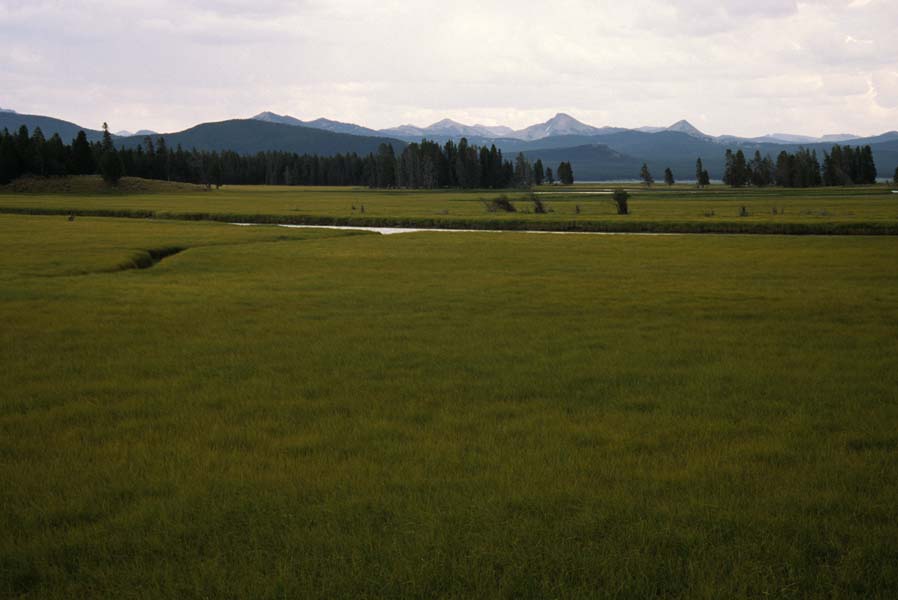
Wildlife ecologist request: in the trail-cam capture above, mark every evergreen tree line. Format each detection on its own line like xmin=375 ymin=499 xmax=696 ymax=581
xmin=0 ymin=126 xmax=576 ymax=189
xmin=722 ymin=145 xmax=877 ymax=188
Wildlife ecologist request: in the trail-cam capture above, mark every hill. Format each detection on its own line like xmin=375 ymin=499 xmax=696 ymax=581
xmin=253 ymin=111 xmax=381 ymax=137
xmin=0 ymin=175 xmax=208 ymax=194
xmin=0 ymin=112 xmax=107 ymax=143
xmin=116 ymin=119 xmax=407 ymax=156
xmin=518 ymin=144 xmax=643 ymax=181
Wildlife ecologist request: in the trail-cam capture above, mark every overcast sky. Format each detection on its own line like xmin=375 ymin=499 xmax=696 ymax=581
xmin=2 ymin=0 xmax=896 ymax=137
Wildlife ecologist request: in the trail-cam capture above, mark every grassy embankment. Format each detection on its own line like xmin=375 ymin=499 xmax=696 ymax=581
xmin=2 ymin=213 xmax=897 ymax=598
xmin=1 ymin=175 xmax=897 ymax=234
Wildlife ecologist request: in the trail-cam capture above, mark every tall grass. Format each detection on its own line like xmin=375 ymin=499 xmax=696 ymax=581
xmin=1 ymin=214 xmax=897 ymax=598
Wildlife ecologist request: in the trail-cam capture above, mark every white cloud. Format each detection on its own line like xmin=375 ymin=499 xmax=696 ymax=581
xmin=0 ymin=0 xmax=895 ymax=136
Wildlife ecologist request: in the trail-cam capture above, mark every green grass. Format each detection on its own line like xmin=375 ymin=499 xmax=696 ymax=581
xmin=1 ymin=179 xmax=897 ymax=234
xmin=2 ymin=213 xmax=897 ymax=598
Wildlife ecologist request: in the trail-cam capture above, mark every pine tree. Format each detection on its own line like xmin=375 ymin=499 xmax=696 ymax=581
xmin=723 ymin=150 xmax=734 ymax=186
xmin=775 ymin=151 xmax=791 ymax=187
xmin=733 ymin=150 xmax=749 ymax=187
xmin=71 ymin=131 xmax=94 ymax=175
xmin=0 ymin=130 xmax=21 ymax=183
xmin=546 ymin=167 xmax=554 ymax=184
xmin=860 ymin=145 xmax=877 ymax=184
xmin=514 ymin=152 xmax=533 ymax=187
xmin=101 ymin=122 xmax=114 ymax=153
xmin=45 ymin=133 xmax=67 ymax=175
xmin=557 ymin=162 xmax=574 ymax=185
xmin=27 ymin=127 xmax=47 ymax=175
xmin=100 ymin=148 xmax=124 ymax=184
xmin=533 ymin=159 xmax=544 ymax=185
xmin=375 ymin=143 xmax=396 ymax=187
xmin=663 ymin=167 xmax=674 ymax=186
xmin=640 ymin=163 xmax=653 ymax=186
xmin=210 ymin=155 xmax=223 ymax=189
xmin=695 ymin=158 xmax=704 ymax=188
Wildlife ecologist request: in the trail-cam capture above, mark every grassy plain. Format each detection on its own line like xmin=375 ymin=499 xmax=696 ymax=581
xmin=1 ymin=176 xmax=897 ymax=233
xmin=2 ymin=212 xmax=897 ymax=598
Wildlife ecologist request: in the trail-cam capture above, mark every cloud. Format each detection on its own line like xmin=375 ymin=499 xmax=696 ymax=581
xmin=0 ymin=0 xmax=895 ymax=136
xmin=872 ymin=70 xmax=898 ymax=109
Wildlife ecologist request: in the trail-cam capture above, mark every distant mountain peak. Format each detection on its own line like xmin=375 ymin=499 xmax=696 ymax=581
xmin=666 ymin=119 xmax=706 ymax=137
xmin=0 ymin=107 xmax=16 ymax=114
xmin=429 ymin=118 xmax=464 ymax=127
xmin=114 ymin=129 xmax=158 ymax=138
xmin=819 ymin=133 xmax=860 ymax=142
xmin=514 ymin=113 xmax=601 ymax=140
xmin=252 ymin=110 xmax=299 ymax=123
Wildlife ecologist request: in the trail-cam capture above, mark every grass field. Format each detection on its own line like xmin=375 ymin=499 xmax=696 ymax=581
xmin=2 ymin=176 xmax=898 ymax=234
xmin=2 ymin=210 xmax=897 ymax=598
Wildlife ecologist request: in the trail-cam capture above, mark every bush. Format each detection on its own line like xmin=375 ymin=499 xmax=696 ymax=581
xmin=531 ymin=193 xmax=547 ymax=214
xmin=612 ymin=189 xmax=629 ymax=215
xmin=483 ymin=195 xmax=517 ymax=213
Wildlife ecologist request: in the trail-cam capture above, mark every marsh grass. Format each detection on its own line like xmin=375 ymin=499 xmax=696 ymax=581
xmin=2 ymin=182 xmax=897 ymax=235
xmin=1 ymin=214 xmax=897 ymax=598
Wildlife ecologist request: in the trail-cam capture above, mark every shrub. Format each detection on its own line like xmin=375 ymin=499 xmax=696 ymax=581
xmin=483 ymin=195 xmax=517 ymax=213
xmin=612 ymin=189 xmax=629 ymax=215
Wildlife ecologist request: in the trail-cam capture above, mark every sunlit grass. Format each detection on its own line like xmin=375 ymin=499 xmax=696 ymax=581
xmin=1 ymin=181 xmax=897 ymax=232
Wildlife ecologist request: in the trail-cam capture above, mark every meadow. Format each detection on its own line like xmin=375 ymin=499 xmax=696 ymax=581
xmin=2 ymin=204 xmax=897 ymax=598
xmin=2 ymin=176 xmax=898 ymax=234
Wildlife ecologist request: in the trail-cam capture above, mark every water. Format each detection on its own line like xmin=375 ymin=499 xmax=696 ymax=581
xmin=232 ymin=223 xmax=678 ymax=236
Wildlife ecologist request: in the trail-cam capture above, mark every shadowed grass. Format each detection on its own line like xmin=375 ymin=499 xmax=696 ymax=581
xmin=1 ymin=214 xmax=897 ymax=598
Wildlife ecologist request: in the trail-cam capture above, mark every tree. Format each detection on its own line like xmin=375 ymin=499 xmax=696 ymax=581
xmin=210 ymin=155 xmax=223 ymax=189
xmin=557 ymin=161 xmax=574 ymax=185
xmin=860 ymin=145 xmax=877 ymax=184
xmin=97 ymin=122 xmax=124 ymax=184
xmin=546 ymin=167 xmax=554 ymax=184
xmin=374 ymin=143 xmax=396 ymax=188
xmin=27 ymin=127 xmax=47 ymax=176
xmin=101 ymin=122 xmax=114 ymax=153
xmin=533 ymin=159 xmax=544 ymax=185
xmin=699 ymin=169 xmax=710 ymax=187
xmin=640 ymin=163 xmax=653 ymax=186
xmin=733 ymin=150 xmax=749 ymax=187
xmin=893 ymin=165 xmax=898 ymax=185
xmin=100 ymin=147 xmax=124 ymax=184
xmin=514 ymin=152 xmax=533 ymax=187
xmin=0 ymin=131 xmax=21 ymax=183
xmin=723 ymin=149 xmax=735 ymax=186
xmin=775 ymin=151 xmax=792 ymax=186
xmin=70 ymin=131 xmax=94 ymax=175
xmin=749 ymin=150 xmax=772 ymax=187
xmin=695 ymin=158 xmax=705 ymax=188
xmin=611 ymin=188 xmax=629 ymax=215
xmin=663 ymin=167 xmax=674 ymax=186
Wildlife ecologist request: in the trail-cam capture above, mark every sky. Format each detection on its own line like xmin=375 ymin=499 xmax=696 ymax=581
xmin=1 ymin=0 xmax=897 ymax=137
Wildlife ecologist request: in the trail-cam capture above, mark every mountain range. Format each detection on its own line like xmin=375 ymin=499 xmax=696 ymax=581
xmin=2 ymin=109 xmax=896 ymax=181
xmin=253 ymin=111 xmax=869 ymax=146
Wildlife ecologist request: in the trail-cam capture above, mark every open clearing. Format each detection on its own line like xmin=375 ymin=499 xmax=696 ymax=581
xmin=2 ymin=204 xmax=897 ymax=598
